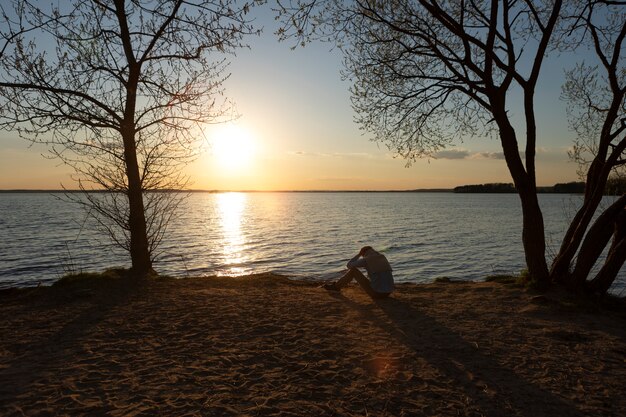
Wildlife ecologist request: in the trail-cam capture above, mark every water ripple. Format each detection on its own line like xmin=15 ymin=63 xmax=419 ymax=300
xmin=1 ymin=192 xmax=624 ymax=294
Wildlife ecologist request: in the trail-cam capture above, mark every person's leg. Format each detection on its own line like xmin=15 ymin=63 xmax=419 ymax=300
xmin=326 ymin=269 xmax=389 ymax=298
xmin=323 ymin=268 xmax=356 ymax=291
xmin=335 ymin=268 xmax=358 ymax=288
xmin=340 ymin=268 xmax=379 ymax=298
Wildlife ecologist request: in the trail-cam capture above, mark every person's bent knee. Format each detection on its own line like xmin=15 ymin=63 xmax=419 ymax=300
xmin=346 ymin=267 xmax=363 ymax=277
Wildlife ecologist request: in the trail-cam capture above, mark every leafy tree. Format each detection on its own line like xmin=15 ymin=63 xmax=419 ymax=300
xmin=0 ymin=0 xmax=260 ymax=276
xmin=277 ymin=0 xmax=625 ymax=293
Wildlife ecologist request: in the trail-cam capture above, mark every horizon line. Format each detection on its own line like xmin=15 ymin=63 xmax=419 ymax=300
xmin=0 ymin=183 xmax=580 ymax=194
xmin=0 ymin=188 xmax=454 ymax=193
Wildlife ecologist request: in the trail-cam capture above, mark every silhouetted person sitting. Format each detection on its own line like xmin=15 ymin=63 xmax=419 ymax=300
xmin=323 ymin=246 xmax=394 ymax=299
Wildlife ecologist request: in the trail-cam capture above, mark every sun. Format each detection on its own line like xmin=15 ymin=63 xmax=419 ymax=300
xmin=211 ymin=123 xmax=256 ymax=171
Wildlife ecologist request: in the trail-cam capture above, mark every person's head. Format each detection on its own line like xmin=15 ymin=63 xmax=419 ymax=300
xmin=360 ymin=246 xmax=373 ymax=256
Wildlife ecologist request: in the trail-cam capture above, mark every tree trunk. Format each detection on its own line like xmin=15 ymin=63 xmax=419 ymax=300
xmin=518 ymin=184 xmax=550 ymax=284
xmin=122 ymin=127 xmax=153 ymax=277
xmin=118 ymin=25 xmax=153 ymax=278
xmin=568 ymin=195 xmax=626 ymax=289
xmin=569 ymin=217 xmax=615 ymax=289
xmin=587 ymin=210 xmax=626 ymax=294
xmin=550 ymin=160 xmax=608 ymax=281
xmin=494 ymin=108 xmax=549 ymax=284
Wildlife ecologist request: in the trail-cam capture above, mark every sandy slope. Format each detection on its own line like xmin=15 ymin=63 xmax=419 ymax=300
xmin=0 ymin=274 xmax=624 ymax=416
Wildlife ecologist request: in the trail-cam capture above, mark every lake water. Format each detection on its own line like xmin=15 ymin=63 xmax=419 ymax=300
xmin=1 ymin=192 xmax=624 ymax=293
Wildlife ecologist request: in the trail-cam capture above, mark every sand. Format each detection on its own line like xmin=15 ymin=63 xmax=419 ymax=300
xmin=0 ymin=273 xmax=624 ymax=416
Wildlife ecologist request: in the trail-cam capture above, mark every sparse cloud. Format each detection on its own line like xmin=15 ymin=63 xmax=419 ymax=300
xmin=315 ymin=176 xmax=361 ymax=182
xmin=433 ymin=148 xmax=505 ymax=160
xmin=432 ymin=148 xmax=509 ymax=160
xmin=289 ymin=150 xmax=377 ymax=159
xmin=293 ymin=146 xmax=566 ymax=164
xmin=433 ymin=149 xmax=470 ymax=159
xmin=471 ymin=151 xmax=505 ymax=160
xmin=289 ymin=150 xmax=331 ymax=157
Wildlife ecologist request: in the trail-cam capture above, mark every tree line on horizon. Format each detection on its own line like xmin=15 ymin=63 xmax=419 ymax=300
xmin=454 ymin=177 xmax=626 ymax=195
xmin=0 ymin=1 xmax=624 ymax=297
xmin=453 ymin=181 xmax=586 ymax=194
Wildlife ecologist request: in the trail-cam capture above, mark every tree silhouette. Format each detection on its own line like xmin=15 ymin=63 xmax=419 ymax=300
xmin=551 ymin=1 xmax=626 ymax=293
xmin=0 ymin=0 xmax=260 ymax=277
xmin=277 ymin=0 xmax=625 ymax=293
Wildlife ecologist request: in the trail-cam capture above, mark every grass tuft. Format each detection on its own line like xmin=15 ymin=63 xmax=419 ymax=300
xmin=54 ymin=268 xmax=128 ymax=287
xmin=485 ymin=270 xmax=536 ymax=288
xmin=485 ymin=274 xmax=517 ymax=284
xmin=516 ymin=268 xmax=551 ymax=291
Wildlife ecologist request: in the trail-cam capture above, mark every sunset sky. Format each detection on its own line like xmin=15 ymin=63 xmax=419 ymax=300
xmin=0 ymin=6 xmax=582 ymax=191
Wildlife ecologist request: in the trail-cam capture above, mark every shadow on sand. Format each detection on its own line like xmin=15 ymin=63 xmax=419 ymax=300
xmin=0 ymin=279 xmax=142 ymax=406
xmin=328 ymin=290 xmax=583 ymax=417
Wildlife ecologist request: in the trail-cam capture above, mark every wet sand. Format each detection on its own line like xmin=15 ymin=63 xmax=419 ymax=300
xmin=0 ymin=274 xmax=624 ymax=416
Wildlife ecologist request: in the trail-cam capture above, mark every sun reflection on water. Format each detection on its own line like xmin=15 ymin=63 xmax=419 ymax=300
xmin=216 ymin=192 xmax=249 ymax=275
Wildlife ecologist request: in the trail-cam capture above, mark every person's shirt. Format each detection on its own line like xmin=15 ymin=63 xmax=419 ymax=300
xmin=347 ymin=250 xmax=395 ymax=294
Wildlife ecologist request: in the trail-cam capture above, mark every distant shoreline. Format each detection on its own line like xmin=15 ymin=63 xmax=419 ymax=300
xmin=0 ymin=181 xmax=589 ymax=194
xmin=0 ymin=187 xmax=583 ymax=194
xmin=0 ymin=188 xmax=454 ymax=193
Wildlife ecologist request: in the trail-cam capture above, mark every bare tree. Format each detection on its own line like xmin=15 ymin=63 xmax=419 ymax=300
xmin=0 ymin=0 xmax=260 ymax=277
xmin=276 ymin=0 xmax=625 ymax=294
xmin=278 ymin=0 xmax=562 ymax=284
xmin=552 ymin=0 xmax=626 ymax=293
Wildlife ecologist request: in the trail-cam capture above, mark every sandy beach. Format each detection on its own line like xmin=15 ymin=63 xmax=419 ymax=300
xmin=0 ymin=274 xmax=624 ymax=416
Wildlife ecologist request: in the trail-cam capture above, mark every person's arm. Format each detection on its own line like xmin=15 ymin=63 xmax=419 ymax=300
xmin=347 ymin=253 xmax=367 ymax=269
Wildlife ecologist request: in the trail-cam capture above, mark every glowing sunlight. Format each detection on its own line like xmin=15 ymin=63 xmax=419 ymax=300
xmin=211 ymin=123 xmax=257 ymax=171
xmin=216 ymin=192 xmax=249 ymax=275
